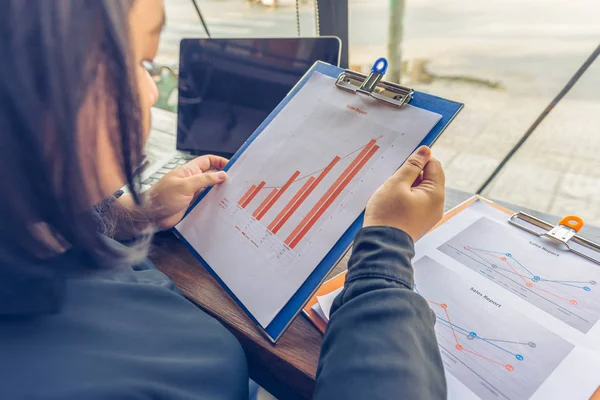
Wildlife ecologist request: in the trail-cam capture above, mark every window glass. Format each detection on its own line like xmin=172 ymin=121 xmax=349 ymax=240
xmin=154 ymin=0 xmax=319 ymax=111
xmin=157 ymin=0 xmax=600 ymax=223
xmin=349 ymin=0 xmax=600 ymax=222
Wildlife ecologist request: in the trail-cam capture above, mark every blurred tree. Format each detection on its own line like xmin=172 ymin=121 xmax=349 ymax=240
xmin=387 ymin=0 xmax=406 ymax=83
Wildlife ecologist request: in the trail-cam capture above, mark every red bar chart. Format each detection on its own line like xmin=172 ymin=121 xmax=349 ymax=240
xmin=239 ymin=181 xmax=265 ymax=208
xmin=255 ymin=171 xmax=300 ymax=221
xmin=269 ymin=177 xmax=316 ymax=234
xmin=252 ymin=189 xmax=278 ymax=219
xmin=238 ymin=185 xmax=256 ymax=207
xmin=265 ymin=177 xmax=314 ymax=232
xmin=236 ymin=138 xmax=380 ymax=247
xmin=287 ymin=142 xmax=379 ymax=248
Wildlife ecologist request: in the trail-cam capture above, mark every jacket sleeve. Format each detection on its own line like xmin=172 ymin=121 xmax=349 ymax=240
xmin=313 ymin=226 xmax=447 ymax=400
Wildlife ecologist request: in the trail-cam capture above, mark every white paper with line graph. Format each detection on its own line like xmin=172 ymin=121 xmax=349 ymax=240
xmin=410 ymin=200 xmax=600 ymax=400
xmin=414 ymin=257 xmax=576 ymax=400
xmin=438 ymin=216 xmax=600 ymax=334
xmin=176 ymin=72 xmax=441 ymax=327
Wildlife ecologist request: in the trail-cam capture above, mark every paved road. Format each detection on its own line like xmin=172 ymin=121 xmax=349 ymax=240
xmin=157 ymin=0 xmax=600 ymax=224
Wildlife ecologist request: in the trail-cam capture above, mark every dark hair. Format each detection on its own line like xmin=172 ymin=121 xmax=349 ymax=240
xmin=0 ymin=0 xmax=146 ymax=268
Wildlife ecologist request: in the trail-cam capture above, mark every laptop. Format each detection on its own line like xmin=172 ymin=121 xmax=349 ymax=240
xmin=139 ymin=37 xmax=341 ymax=190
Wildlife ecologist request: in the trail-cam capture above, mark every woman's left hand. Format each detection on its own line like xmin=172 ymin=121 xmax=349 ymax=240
xmin=146 ymin=155 xmax=228 ymax=230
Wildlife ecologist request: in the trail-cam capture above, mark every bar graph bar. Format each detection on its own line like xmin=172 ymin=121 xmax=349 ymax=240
xmin=287 ymin=144 xmax=380 ymax=248
xmin=268 ymin=177 xmax=316 ymax=234
xmin=240 ymin=181 xmax=265 ymax=208
xmin=267 ymin=180 xmax=313 ymax=232
xmin=285 ymin=140 xmax=377 ymax=246
xmin=270 ymin=156 xmax=341 ymax=233
xmin=268 ymin=178 xmax=316 ymax=232
xmin=255 ymin=171 xmax=301 ymax=221
xmin=268 ymin=154 xmax=342 ymax=234
xmin=269 ymin=156 xmax=341 ymax=233
xmin=238 ymin=185 xmax=256 ymax=207
xmin=252 ymin=188 xmax=278 ymax=219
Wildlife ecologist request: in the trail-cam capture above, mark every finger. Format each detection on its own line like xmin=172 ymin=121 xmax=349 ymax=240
xmin=184 ymin=155 xmax=229 ymax=172
xmin=422 ymin=157 xmax=445 ymax=188
xmin=391 ymin=146 xmax=431 ymax=186
xmin=183 ymin=171 xmax=227 ymax=193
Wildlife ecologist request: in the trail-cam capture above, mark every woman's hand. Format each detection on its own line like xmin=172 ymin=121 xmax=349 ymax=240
xmin=146 ymin=155 xmax=228 ymax=230
xmin=364 ymin=146 xmax=445 ymax=242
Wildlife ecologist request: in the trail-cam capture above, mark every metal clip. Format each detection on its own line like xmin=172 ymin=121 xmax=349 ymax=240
xmin=509 ymin=212 xmax=600 ymax=265
xmin=335 ymin=58 xmax=413 ymax=107
xmin=358 ymin=58 xmax=388 ymax=94
xmin=545 ymin=216 xmax=583 ymax=245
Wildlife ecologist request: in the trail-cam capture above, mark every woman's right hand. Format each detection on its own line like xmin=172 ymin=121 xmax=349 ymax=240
xmin=364 ymin=146 xmax=445 ymax=242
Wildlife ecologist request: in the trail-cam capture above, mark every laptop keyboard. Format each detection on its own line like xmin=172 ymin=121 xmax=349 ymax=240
xmin=142 ymin=153 xmax=196 ymax=187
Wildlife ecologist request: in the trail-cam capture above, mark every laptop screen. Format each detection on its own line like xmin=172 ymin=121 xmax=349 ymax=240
xmin=177 ymin=38 xmax=341 ymax=157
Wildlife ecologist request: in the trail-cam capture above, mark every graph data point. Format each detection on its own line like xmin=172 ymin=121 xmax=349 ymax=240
xmin=591 ymin=281 xmax=597 ymax=285
xmin=500 ymin=257 xmax=506 ymax=261
xmin=464 ymin=245 xmax=471 ymax=250
xmin=526 ymin=283 xmax=533 ymax=287
xmin=456 ymin=344 xmax=463 ymax=350
xmin=516 ymin=354 xmax=524 ymax=361
xmin=506 ymin=365 xmax=514 ymax=372
xmin=505 ymin=253 xmax=512 ymax=257
xmin=533 ymin=276 xmax=540 ymax=282
xmin=528 ymin=342 xmax=536 ymax=348
xmin=441 ymin=303 xmax=448 ymax=309
xmin=570 ymin=299 xmax=578 ymax=305
xmin=469 ymin=332 xmax=477 ymax=338
xmin=584 ymin=286 xmax=591 ymax=291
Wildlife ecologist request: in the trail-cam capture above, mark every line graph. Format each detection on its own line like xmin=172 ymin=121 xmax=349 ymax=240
xmin=258 ymin=136 xmax=384 ymax=191
xmin=466 ymin=246 xmax=595 ymax=305
xmin=416 ymin=290 xmax=528 ymax=371
xmin=438 ymin=217 xmax=600 ymax=333
xmin=414 ymin=257 xmax=573 ymax=400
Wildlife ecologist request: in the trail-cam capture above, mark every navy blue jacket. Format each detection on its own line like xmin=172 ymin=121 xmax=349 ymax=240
xmin=0 ymin=227 xmax=445 ymax=399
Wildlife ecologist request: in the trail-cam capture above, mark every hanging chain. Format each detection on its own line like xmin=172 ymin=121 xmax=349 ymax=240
xmin=296 ymin=0 xmax=321 ymax=37
xmin=314 ymin=0 xmax=320 ymax=36
xmin=295 ymin=0 xmax=301 ymax=37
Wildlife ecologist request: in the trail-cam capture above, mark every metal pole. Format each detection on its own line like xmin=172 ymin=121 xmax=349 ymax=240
xmin=191 ymin=0 xmax=211 ymax=38
xmin=317 ymin=0 xmax=349 ymax=68
xmin=476 ymin=43 xmax=600 ymax=195
xmin=387 ymin=0 xmax=406 ymax=83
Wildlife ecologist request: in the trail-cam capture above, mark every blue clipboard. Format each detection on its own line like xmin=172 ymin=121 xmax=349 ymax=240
xmin=173 ymin=60 xmax=464 ymax=342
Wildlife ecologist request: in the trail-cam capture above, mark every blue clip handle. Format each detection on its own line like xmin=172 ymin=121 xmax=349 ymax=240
xmin=371 ymin=58 xmax=388 ymax=75
xmin=358 ymin=57 xmax=388 ymax=94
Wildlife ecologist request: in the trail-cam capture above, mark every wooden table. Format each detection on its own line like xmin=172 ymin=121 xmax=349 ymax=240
xmin=147 ymin=108 xmax=600 ymax=399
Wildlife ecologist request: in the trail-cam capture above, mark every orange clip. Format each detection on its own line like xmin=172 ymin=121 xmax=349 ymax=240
xmin=559 ymin=215 xmax=584 ymax=232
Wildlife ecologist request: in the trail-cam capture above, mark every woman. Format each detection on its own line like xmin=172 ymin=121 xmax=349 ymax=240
xmin=0 ymin=1 xmax=446 ymax=399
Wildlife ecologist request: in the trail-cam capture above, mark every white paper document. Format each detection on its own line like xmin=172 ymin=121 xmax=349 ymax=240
xmin=176 ymin=72 xmax=441 ymax=327
xmin=317 ymin=286 xmax=344 ymax=320
xmin=412 ymin=200 xmax=600 ymax=400
xmin=312 ymin=302 xmax=327 ymax=322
